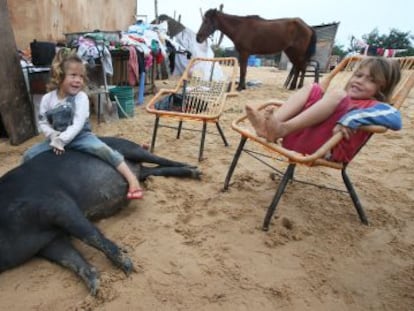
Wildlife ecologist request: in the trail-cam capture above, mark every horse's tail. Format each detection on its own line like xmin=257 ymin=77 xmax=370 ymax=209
xmin=305 ymin=27 xmax=317 ymax=60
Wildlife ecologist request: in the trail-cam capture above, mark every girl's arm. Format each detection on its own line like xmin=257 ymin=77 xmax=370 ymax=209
xmin=337 ymin=103 xmax=402 ymax=130
xmin=38 ymin=93 xmax=59 ymax=139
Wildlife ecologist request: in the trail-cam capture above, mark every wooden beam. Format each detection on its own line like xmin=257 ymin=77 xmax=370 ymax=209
xmin=0 ymin=0 xmax=37 ymax=145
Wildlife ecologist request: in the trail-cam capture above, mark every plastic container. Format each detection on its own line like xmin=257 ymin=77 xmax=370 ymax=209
xmin=248 ymin=55 xmax=257 ymax=67
xmin=109 ymin=86 xmax=134 ymax=118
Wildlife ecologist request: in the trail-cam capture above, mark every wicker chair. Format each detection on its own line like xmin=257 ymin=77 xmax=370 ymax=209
xmin=146 ymin=57 xmax=238 ymax=161
xmin=223 ymin=55 xmax=414 ymax=231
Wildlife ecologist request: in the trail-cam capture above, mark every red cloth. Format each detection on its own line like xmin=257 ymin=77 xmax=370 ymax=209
xmin=282 ymin=84 xmax=377 ymax=163
xmin=128 ymin=46 xmax=139 ymax=86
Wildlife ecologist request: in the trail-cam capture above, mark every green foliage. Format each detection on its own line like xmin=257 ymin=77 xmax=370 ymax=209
xmin=212 ymin=46 xmax=226 ymax=57
xmin=332 ymin=43 xmax=347 ymax=58
xmin=362 ymin=28 xmax=413 ymax=49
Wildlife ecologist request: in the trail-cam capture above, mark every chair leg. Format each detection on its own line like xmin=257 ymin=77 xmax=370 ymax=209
xmin=341 ymin=167 xmax=369 ymax=225
xmin=312 ymin=60 xmax=320 ymax=83
xmin=314 ymin=63 xmax=320 ymax=83
xmin=198 ymin=121 xmax=207 ymax=162
xmin=263 ymin=163 xmax=296 ymax=231
xmin=150 ymin=116 xmax=160 ymax=153
xmin=223 ymin=136 xmax=247 ymax=190
xmin=177 ymin=120 xmax=183 ymax=139
xmin=215 ymin=122 xmax=229 ymax=147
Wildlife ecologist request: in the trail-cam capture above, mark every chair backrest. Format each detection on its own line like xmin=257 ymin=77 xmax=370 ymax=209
xmin=173 ymin=57 xmax=239 ymax=118
xmin=177 ymin=57 xmax=238 ymax=92
xmin=310 ymin=55 xmax=414 ymax=167
xmin=321 ymin=55 xmax=414 ymax=109
xmin=391 ymin=57 xmax=414 ymax=109
xmin=181 ymin=76 xmax=228 ymax=115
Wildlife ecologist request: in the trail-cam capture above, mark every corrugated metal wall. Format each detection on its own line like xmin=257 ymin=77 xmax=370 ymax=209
xmin=8 ymin=0 xmax=136 ymax=48
xmin=279 ymin=22 xmax=340 ymax=72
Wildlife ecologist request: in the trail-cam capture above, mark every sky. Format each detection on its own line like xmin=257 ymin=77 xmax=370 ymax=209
xmin=136 ymin=0 xmax=413 ymax=49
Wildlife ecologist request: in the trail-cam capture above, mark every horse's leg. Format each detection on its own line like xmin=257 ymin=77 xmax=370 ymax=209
xmin=289 ymin=67 xmax=300 ymax=90
xmin=298 ymin=67 xmax=306 ymax=89
xmin=284 ymin=66 xmax=294 ymax=88
xmin=238 ymin=52 xmax=249 ymax=90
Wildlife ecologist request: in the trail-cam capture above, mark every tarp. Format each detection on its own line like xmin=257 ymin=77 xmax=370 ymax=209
xmin=171 ymin=28 xmax=224 ymax=80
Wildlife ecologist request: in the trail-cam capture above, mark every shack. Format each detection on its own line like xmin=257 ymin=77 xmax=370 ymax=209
xmin=9 ymin=0 xmax=136 ymax=50
xmin=279 ymin=22 xmax=340 ymax=73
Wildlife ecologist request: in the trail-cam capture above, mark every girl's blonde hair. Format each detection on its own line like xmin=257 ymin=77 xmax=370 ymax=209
xmin=350 ymin=57 xmax=401 ymax=103
xmin=46 ymin=48 xmax=88 ymax=92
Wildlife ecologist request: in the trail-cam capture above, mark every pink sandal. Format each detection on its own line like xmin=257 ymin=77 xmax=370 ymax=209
xmin=127 ymin=189 xmax=144 ymax=200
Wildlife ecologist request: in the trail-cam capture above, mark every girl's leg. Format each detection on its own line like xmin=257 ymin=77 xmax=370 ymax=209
xmin=246 ymin=84 xmax=314 ymax=138
xmin=22 ymin=141 xmax=53 ymax=163
xmin=116 ymin=162 xmax=143 ymax=199
xmin=278 ymin=89 xmax=347 ymax=137
xmin=266 ymin=89 xmax=348 ymax=141
xmin=272 ymin=83 xmax=314 ymax=121
xmin=69 ymin=134 xmax=143 ymax=199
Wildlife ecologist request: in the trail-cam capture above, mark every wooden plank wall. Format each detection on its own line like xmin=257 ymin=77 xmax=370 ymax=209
xmin=8 ymin=0 xmax=137 ymax=49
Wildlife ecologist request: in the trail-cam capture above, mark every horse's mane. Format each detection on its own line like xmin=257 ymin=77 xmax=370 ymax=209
xmin=245 ymin=15 xmax=265 ymax=20
xmin=205 ymin=9 xmax=264 ymax=21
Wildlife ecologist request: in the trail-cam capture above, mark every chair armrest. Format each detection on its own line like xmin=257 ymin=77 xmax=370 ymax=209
xmin=359 ymin=125 xmax=388 ymax=133
xmin=257 ymin=100 xmax=285 ymax=110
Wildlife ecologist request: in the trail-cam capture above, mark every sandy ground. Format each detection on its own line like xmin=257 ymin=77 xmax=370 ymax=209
xmin=0 ymin=67 xmax=413 ymax=311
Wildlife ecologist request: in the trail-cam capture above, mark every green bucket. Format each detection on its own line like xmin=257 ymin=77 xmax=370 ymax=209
xmin=109 ymin=86 xmax=135 ymax=118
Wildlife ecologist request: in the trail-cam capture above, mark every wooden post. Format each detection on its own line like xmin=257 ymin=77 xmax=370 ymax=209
xmin=0 ymin=0 xmax=37 ymax=145
xmin=154 ymin=0 xmax=159 ymax=23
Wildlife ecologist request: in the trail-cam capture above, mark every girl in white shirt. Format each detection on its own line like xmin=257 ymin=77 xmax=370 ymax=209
xmin=23 ymin=49 xmax=143 ymax=199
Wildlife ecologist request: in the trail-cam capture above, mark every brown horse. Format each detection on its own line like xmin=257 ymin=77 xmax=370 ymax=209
xmin=196 ymin=9 xmax=316 ymax=90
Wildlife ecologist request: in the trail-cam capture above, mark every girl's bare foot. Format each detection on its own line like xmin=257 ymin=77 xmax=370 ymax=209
xmin=245 ymin=104 xmax=268 ymax=138
xmin=127 ymin=179 xmax=144 ymax=200
xmin=127 ymin=188 xmax=144 ymax=199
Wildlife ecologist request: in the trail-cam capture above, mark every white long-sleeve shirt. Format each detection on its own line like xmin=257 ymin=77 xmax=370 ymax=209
xmin=38 ymin=90 xmax=90 ymax=145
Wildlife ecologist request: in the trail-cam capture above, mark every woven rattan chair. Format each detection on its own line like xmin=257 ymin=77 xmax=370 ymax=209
xmin=223 ymin=55 xmax=414 ymax=231
xmin=146 ymin=57 xmax=238 ymax=161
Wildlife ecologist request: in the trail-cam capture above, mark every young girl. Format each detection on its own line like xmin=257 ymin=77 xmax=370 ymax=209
xmin=23 ymin=48 xmax=144 ymax=199
xmin=246 ymin=57 xmax=402 ymax=163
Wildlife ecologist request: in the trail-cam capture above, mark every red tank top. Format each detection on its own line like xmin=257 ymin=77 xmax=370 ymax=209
xmin=282 ymin=84 xmax=377 ymax=163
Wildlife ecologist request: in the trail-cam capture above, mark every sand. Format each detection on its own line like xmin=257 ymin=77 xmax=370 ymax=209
xmin=0 ymin=67 xmax=413 ymax=311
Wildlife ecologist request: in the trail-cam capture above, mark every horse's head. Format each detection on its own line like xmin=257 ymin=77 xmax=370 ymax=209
xmin=196 ymin=9 xmax=218 ymax=43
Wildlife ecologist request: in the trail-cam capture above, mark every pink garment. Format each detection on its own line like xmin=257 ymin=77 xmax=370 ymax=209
xmin=144 ymin=54 xmax=153 ymax=71
xmin=377 ymin=48 xmax=384 ymax=56
xmin=282 ymin=84 xmax=377 ymax=163
xmin=128 ymin=46 xmax=139 ymax=86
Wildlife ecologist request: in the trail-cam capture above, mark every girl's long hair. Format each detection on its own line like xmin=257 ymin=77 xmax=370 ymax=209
xmin=46 ymin=48 xmax=88 ymax=92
